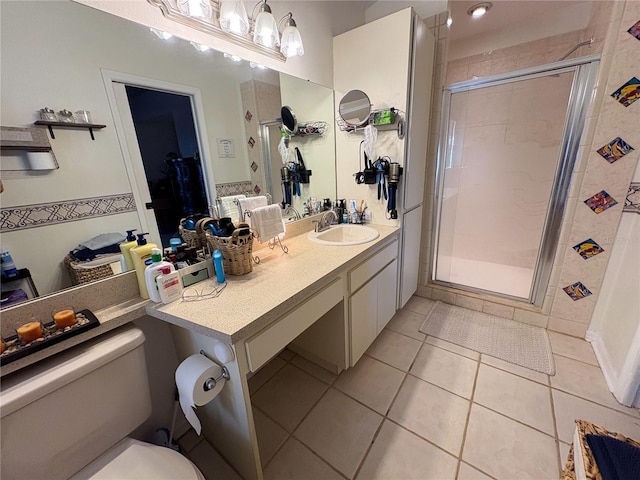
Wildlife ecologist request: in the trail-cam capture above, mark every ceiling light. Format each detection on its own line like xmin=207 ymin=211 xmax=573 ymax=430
xmin=190 ymin=41 xmax=212 ymax=52
xmin=177 ymin=0 xmax=213 ymax=19
xmin=252 ymin=0 xmax=279 ymax=48
xmin=467 ymin=2 xmax=492 ymax=18
xmin=223 ymin=52 xmax=243 ymax=62
xmin=219 ymin=1 xmax=250 ymax=36
xmin=150 ymin=28 xmax=174 ymax=40
xmin=278 ymin=13 xmax=303 ymax=58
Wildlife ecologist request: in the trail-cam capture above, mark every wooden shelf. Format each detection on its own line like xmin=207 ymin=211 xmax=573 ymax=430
xmin=34 ymin=121 xmax=106 ymax=140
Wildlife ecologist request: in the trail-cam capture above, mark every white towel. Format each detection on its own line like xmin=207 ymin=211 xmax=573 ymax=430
xmin=237 ymin=196 xmax=268 ymax=226
xmin=251 ymin=204 xmax=286 ymax=243
xmin=217 ymin=195 xmax=245 ymax=223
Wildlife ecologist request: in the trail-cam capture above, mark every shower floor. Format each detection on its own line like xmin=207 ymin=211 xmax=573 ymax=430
xmin=436 ymin=256 xmax=534 ymax=299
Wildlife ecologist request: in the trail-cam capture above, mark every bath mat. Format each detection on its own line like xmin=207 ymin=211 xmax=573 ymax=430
xmin=419 ymin=301 xmax=555 ymax=375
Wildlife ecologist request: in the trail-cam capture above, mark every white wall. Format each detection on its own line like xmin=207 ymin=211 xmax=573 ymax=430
xmin=365 ymin=0 xmax=447 ymax=23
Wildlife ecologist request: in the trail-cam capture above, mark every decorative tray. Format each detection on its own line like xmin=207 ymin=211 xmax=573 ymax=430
xmin=0 ymin=309 xmax=100 ymax=366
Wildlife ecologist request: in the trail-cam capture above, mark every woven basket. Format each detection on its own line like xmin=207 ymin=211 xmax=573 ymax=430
xmin=179 ymin=217 xmax=213 ymax=248
xmin=63 ymin=254 xmax=115 ymax=286
xmin=205 ymin=223 xmax=255 ymax=276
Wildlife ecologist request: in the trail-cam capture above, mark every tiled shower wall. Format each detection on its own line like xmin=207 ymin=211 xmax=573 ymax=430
xmin=417 ymin=1 xmax=640 ymax=337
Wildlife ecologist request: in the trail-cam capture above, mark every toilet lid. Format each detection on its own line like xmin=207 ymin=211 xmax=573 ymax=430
xmin=70 ymin=438 xmax=205 ymax=480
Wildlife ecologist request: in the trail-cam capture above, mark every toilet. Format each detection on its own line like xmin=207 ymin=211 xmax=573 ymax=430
xmin=1 ymin=325 xmax=205 ymax=480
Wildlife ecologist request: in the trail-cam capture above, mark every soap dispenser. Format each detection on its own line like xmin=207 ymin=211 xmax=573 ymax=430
xmin=130 ymin=233 xmax=158 ymax=299
xmin=119 ymin=229 xmax=138 ymax=271
xmin=144 ymin=248 xmax=175 ymax=303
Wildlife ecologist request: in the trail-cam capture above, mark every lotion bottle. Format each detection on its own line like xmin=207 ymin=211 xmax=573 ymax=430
xmin=144 ymin=248 xmax=175 ymax=303
xmin=119 ymin=229 xmax=137 ymax=271
xmin=130 ymin=233 xmax=157 ymax=299
xmin=157 ymin=266 xmax=182 ymax=304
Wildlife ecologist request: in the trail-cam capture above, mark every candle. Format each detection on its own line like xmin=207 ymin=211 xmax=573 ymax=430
xmin=17 ymin=322 xmax=43 ymax=343
xmin=53 ymin=309 xmax=77 ymax=329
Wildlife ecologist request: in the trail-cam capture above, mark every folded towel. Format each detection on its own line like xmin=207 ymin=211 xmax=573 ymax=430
xmin=237 ymin=196 xmax=268 ymax=226
xmin=217 ymin=195 xmax=245 ymax=223
xmin=251 ymin=204 xmax=286 ymax=243
xmin=78 ymin=232 xmax=126 ymax=251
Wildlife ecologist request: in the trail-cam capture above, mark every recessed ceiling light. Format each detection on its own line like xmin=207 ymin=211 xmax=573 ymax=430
xmin=467 ymin=2 xmax=492 ymax=18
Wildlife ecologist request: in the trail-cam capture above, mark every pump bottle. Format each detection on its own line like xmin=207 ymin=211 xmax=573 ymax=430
xmin=119 ymin=229 xmax=137 ymax=271
xmin=130 ymin=233 xmax=158 ymax=299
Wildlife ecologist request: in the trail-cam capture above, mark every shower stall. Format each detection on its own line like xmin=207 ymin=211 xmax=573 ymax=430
xmin=432 ymin=56 xmax=600 ymax=306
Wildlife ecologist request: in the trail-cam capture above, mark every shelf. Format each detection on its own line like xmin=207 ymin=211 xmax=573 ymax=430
xmin=34 ymin=121 xmax=106 ymax=140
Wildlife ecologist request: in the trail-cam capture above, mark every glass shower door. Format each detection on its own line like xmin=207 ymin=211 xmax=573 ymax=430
xmin=433 ymin=61 xmax=597 ymax=304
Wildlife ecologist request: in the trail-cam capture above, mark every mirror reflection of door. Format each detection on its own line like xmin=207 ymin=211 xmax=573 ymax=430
xmin=261 ymin=121 xmax=285 ymax=207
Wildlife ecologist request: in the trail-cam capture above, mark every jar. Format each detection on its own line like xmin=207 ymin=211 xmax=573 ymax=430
xmin=75 ymin=110 xmax=92 ymax=124
xmin=57 ymin=109 xmax=75 ymax=123
xmin=39 ymin=107 xmax=57 ymax=121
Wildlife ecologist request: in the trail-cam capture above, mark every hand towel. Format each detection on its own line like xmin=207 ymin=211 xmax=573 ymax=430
xmin=251 ymin=204 xmax=286 ymax=243
xmin=217 ymin=195 xmax=245 ymax=223
xmin=237 ymin=196 xmax=268 ymax=226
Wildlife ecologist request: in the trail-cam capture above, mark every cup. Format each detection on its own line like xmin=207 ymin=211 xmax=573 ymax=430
xmin=57 ymin=109 xmax=75 ymax=123
xmin=17 ymin=321 xmax=44 ymax=343
xmin=53 ymin=306 xmax=77 ymax=329
xmin=75 ymin=110 xmax=92 ymax=124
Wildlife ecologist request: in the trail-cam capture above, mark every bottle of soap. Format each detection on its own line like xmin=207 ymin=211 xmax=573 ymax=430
xmin=144 ymin=248 xmax=175 ymax=303
xmin=130 ymin=233 xmax=158 ymax=299
xmin=119 ymin=229 xmax=138 ymax=271
xmin=157 ymin=266 xmax=182 ymax=304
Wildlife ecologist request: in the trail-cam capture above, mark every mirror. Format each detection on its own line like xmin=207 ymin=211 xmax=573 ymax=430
xmin=338 ymin=89 xmax=371 ymax=126
xmin=280 ymin=106 xmax=297 ymax=134
xmin=0 ymin=0 xmax=337 ymax=299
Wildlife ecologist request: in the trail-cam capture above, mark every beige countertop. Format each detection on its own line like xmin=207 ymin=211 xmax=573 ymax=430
xmin=145 ymin=224 xmax=400 ymax=344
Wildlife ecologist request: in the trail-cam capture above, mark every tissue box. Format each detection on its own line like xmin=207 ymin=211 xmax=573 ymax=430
xmin=178 ymin=258 xmax=214 ymax=288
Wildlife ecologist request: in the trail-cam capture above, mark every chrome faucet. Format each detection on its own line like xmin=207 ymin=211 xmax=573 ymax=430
xmin=314 ymin=210 xmax=338 ymax=232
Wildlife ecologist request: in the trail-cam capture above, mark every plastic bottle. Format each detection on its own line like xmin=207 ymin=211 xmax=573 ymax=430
xmin=144 ymin=248 xmax=175 ymax=303
xmin=119 ymin=229 xmax=138 ymax=271
xmin=157 ymin=266 xmax=182 ymax=304
xmin=213 ymin=249 xmax=225 ymax=284
xmin=0 ymin=249 xmax=18 ymax=277
xmin=130 ymin=233 xmax=158 ymax=299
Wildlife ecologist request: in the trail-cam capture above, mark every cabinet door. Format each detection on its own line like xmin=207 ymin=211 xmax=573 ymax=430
xmin=349 ymin=280 xmax=378 ymax=366
xmin=377 ymin=259 xmax=398 ymax=333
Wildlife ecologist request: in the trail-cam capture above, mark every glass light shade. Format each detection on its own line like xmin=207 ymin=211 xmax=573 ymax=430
xmin=178 ymin=0 xmax=212 ymax=19
xmin=280 ymin=24 xmax=304 ymax=58
xmin=253 ymin=10 xmax=279 ymax=48
xmin=219 ymin=1 xmax=250 ymax=35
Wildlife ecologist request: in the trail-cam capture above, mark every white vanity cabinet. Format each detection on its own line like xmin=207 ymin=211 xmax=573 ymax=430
xmin=348 ymin=239 xmax=399 ymax=365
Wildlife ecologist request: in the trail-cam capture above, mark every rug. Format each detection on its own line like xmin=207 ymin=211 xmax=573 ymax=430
xmin=419 ymin=301 xmax=555 ymax=375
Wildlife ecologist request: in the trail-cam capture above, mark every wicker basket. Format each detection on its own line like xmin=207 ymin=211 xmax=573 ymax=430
xmin=63 ymin=254 xmax=115 ymax=286
xmin=205 ymin=224 xmax=255 ymax=276
xmin=179 ymin=217 xmax=213 ymax=248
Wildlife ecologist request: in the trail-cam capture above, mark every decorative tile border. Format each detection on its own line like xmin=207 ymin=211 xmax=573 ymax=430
xmin=610 ymin=76 xmax=640 ymax=108
xmin=624 ymin=182 xmax=640 ymax=214
xmin=584 ymin=190 xmax=618 ymax=213
xmin=596 ymin=137 xmax=634 ymax=163
xmin=215 ymin=181 xmax=253 ymax=197
xmin=0 ymin=194 xmax=136 ymax=233
xmin=572 ymin=238 xmax=605 ymax=259
xmin=563 ymin=281 xmax=593 ymax=301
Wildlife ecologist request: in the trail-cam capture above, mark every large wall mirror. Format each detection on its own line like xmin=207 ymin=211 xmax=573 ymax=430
xmin=0 ymin=0 xmax=337 ymax=299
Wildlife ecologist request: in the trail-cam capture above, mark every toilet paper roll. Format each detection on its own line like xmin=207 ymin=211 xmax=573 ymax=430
xmin=26 ymin=151 xmax=58 ymax=170
xmin=175 ymin=354 xmax=226 ymax=435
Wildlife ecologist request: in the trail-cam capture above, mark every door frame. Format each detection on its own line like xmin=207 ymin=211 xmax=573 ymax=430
xmin=101 ymin=69 xmax=217 ymax=247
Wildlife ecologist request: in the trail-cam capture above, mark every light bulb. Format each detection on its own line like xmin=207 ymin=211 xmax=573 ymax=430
xmin=178 ymin=0 xmax=212 ymax=19
xmin=253 ymin=5 xmax=279 ymax=48
xmin=190 ymin=42 xmax=211 ymax=52
xmin=150 ymin=28 xmax=173 ymax=40
xmin=280 ymin=24 xmax=304 ymax=58
xmin=219 ymin=1 xmax=250 ymax=36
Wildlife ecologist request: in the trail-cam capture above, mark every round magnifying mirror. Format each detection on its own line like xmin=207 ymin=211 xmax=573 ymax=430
xmin=281 ymin=106 xmax=297 ymax=134
xmin=338 ymin=90 xmax=371 ymax=126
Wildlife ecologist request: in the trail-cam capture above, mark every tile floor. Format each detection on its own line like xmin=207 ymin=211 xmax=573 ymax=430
xmin=181 ymin=295 xmax=640 ymax=480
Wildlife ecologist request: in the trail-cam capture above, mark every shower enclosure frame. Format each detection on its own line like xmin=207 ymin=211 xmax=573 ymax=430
xmin=431 ymin=55 xmax=600 ymax=306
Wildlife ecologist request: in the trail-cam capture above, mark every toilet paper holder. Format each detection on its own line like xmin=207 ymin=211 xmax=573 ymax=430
xmin=200 ymin=350 xmax=230 ymax=391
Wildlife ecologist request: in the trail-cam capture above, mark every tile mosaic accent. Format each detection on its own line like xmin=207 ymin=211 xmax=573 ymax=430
xmin=596 ymin=137 xmax=634 ymax=163
xmin=215 ymin=181 xmax=252 ymax=197
xmin=245 ymin=110 xmax=253 ymax=122
xmin=251 ymin=161 xmax=259 ymax=172
xmin=611 ymin=77 xmax=640 ymax=107
xmin=563 ymin=282 xmax=592 ymax=301
xmin=253 ymin=184 xmax=261 ymax=195
xmin=624 ymin=183 xmax=640 ymax=214
xmin=584 ymin=190 xmax=618 ymax=214
xmin=248 ymin=136 xmax=255 ymax=148
xmin=0 ymin=194 xmax=136 ymax=233
xmin=572 ymin=239 xmax=605 ymax=259
xmin=628 ymin=20 xmax=640 ymax=41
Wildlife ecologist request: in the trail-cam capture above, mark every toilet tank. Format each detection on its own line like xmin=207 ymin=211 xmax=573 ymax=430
xmin=1 ymin=325 xmax=152 ymax=480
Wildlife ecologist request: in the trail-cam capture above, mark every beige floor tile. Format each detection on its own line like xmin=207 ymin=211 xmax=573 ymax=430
xmin=480 ymin=354 xmax=549 ymax=385
xmin=386 ymin=309 xmax=427 ymax=341
xmin=248 ymin=356 xmax=287 ymax=395
xmin=188 ymin=440 xmax=242 ymax=480
xmin=278 ymin=348 xmax=296 ymax=362
xmin=177 ymin=428 xmax=202 ymax=453
xmin=295 ymin=389 xmax=383 ymax=478
xmin=403 ymin=295 xmax=436 ymax=316
xmin=463 ymin=404 xmax=559 ymax=480
xmin=263 ymin=438 xmax=343 ymax=480
xmin=552 ymin=389 xmax=640 ymax=443
xmin=334 ymin=355 xmax=405 ymax=415
xmin=252 ymin=407 xmax=288 ymax=466
xmin=356 ymin=420 xmax=458 ymax=480
xmin=290 ymin=355 xmax=338 ymax=385
xmin=457 ymin=462 xmax=495 ymax=480
xmin=388 ymin=375 xmax=470 ymax=455
xmin=366 ymin=329 xmax=422 ymax=372
xmin=551 ymin=355 xmax=639 ymax=416
xmin=548 ymin=331 xmax=598 ymax=366
xmin=251 ymin=364 xmax=328 ymax=432
xmin=474 ymin=364 xmax=555 ymax=435
xmin=410 ymin=343 xmax=478 ymax=398
xmin=425 ymin=336 xmax=480 ymax=360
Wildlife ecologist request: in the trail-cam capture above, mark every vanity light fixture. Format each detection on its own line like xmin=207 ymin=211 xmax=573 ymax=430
xmin=467 ymin=2 xmax=492 ymax=18
xmin=278 ymin=12 xmax=304 ymax=58
xmin=150 ymin=27 xmax=174 ymax=40
xmin=252 ymin=0 xmax=279 ymax=48
xmin=190 ymin=41 xmax=212 ymax=52
xmin=219 ymin=0 xmax=250 ymax=35
xmin=223 ymin=52 xmax=243 ymax=62
xmin=250 ymin=62 xmax=268 ymax=69
xmin=177 ymin=0 xmax=213 ymax=19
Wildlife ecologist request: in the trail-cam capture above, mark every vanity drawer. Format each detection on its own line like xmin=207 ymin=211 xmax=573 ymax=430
xmin=245 ymin=278 xmax=343 ymax=372
xmin=349 ymin=239 xmax=398 ymax=294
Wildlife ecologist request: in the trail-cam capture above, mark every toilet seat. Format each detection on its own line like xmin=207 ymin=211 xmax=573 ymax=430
xmin=70 ymin=438 xmax=205 ymax=480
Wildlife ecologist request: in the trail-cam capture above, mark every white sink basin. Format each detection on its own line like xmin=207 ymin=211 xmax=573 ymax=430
xmin=308 ymin=225 xmax=379 ymax=246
